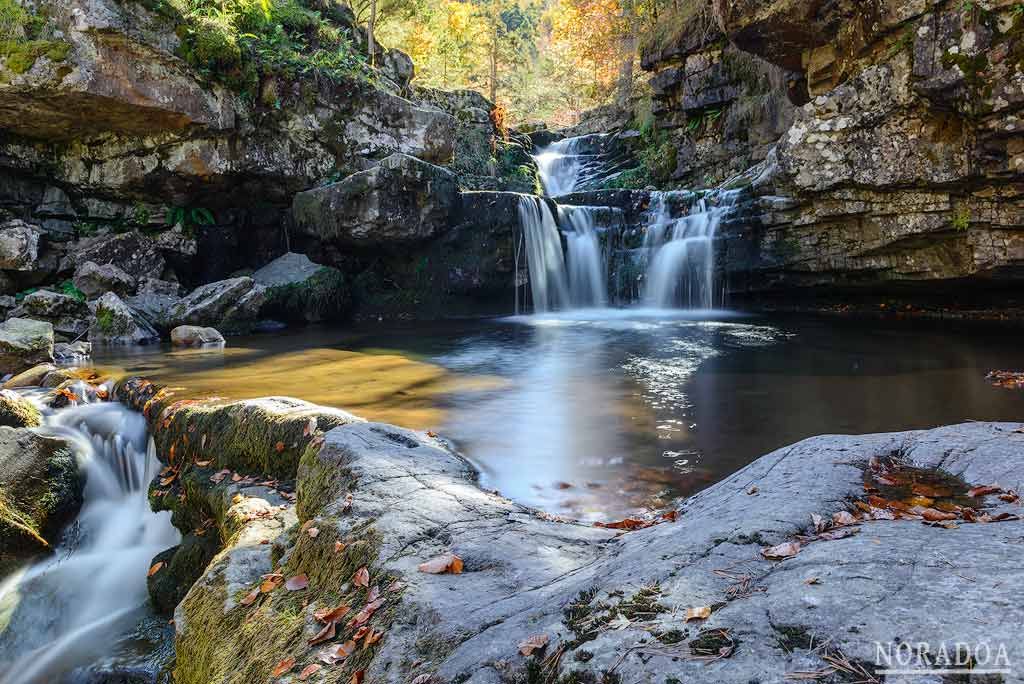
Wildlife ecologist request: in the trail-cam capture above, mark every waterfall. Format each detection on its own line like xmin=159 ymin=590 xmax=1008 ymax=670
xmin=534 ymin=134 xmax=612 ymax=197
xmin=516 ymin=195 xmax=570 ymax=313
xmin=559 ymin=205 xmax=608 ymax=308
xmin=642 ymin=191 xmax=738 ymax=310
xmin=0 ymin=393 xmax=179 ymax=684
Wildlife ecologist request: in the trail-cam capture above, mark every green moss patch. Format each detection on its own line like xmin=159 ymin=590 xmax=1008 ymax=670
xmin=0 ymin=39 xmax=69 ymax=74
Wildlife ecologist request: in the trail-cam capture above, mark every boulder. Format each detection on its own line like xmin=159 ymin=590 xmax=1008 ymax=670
xmin=252 ymin=252 xmax=349 ymax=323
xmin=72 ymin=260 xmax=137 ymax=299
xmin=9 ymin=290 xmax=91 ymax=338
xmin=170 ymin=325 xmax=224 ymax=346
xmin=128 ymin=278 xmax=183 ymax=329
xmin=0 ymin=318 xmax=54 ymax=375
xmin=88 ymin=292 xmax=160 ymax=345
xmin=0 ymin=427 xmax=82 ymax=573
xmin=53 ymin=340 xmax=91 ymax=362
xmin=166 ymin=277 xmax=266 ymax=333
xmin=0 ymin=220 xmax=43 ymax=271
xmin=2 ymin=363 xmax=57 ymax=389
xmin=66 ymin=231 xmax=166 ymax=282
xmin=0 ymin=390 xmax=42 ymax=428
xmin=292 ymin=153 xmax=459 ymax=249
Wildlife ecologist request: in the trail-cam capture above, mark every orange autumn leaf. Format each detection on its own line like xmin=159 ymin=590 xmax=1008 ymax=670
xmin=417 ymin=553 xmax=464 ymax=575
xmin=307 ymin=527 xmax=320 ymax=538
xmin=286 ymin=574 xmax=309 ymax=591
xmin=335 ymin=541 xmax=347 ymax=553
xmin=275 ymin=441 xmax=285 ymax=453
xmin=761 ymin=541 xmax=800 ymax=560
xmin=518 ymin=633 xmax=549 ymax=656
xmin=240 ymin=588 xmax=260 ymax=606
xmin=969 ymin=484 xmax=1002 ymax=497
xmin=308 ymin=620 xmax=336 ymax=646
xmin=313 ymin=604 xmax=351 ymax=623
xmin=363 ymin=629 xmax=382 ymax=649
xmin=353 ymin=567 xmax=370 ymax=587
xmin=271 ymin=657 xmax=295 ymax=677
xmin=351 ymin=671 xmax=365 ymax=684
xmin=147 ymin=562 xmax=164 ymax=577
xmin=299 ymin=663 xmax=322 ymax=681
xmin=685 ymin=606 xmax=711 ymax=621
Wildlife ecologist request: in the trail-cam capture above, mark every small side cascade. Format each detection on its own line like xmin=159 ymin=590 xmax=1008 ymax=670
xmin=642 ymin=190 xmax=740 ymax=309
xmin=533 ymin=134 xmax=618 ymax=197
xmin=0 ymin=395 xmax=179 ymax=684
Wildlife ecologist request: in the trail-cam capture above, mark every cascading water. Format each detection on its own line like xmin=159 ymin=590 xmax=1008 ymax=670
xmin=559 ymin=205 xmax=608 ymax=308
xmin=524 ymin=133 xmax=741 ymax=313
xmin=516 ymin=195 xmax=570 ymax=313
xmin=642 ymin=191 xmax=738 ymax=309
xmin=0 ymin=390 xmax=178 ymax=684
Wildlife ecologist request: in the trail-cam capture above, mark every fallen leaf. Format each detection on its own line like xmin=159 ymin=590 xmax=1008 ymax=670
xmin=308 ymin=620 xmax=336 ymax=646
xmin=286 ymin=574 xmax=309 ymax=591
xmin=518 ymin=633 xmax=549 ymax=656
xmin=804 ymin=577 xmax=821 ymax=585
xmin=363 ymin=628 xmax=383 ymax=649
xmin=313 ymin=604 xmax=351 ymax=624
xmin=299 ymin=663 xmax=322 ymax=681
xmin=304 ymin=417 xmax=318 ymax=437
xmin=417 ymin=553 xmax=464 ymax=575
xmin=351 ymin=671 xmax=365 ymax=684
xmin=920 ymin=508 xmax=958 ymax=522
xmin=968 ymin=484 xmax=1002 ymax=498
xmin=195 ymin=460 xmax=211 ymax=467
xmin=831 ymin=511 xmax=857 ymax=526
xmin=148 ymin=562 xmax=164 ymax=577
xmin=998 ymin=490 xmax=1019 ymax=503
xmin=341 ymin=493 xmax=354 ymax=512
xmin=367 ymin=585 xmax=381 ymax=603
xmin=411 ymin=675 xmax=432 ymax=684
xmin=685 ymin=606 xmax=711 ymax=621
xmin=271 ymin=657 xmax=295 ymax=677
xmin=348 ymin=598 xmax=385 ymax=627
xmin=210 ymin=469 xmax=230 ymax=483
xmin=240 ymin=588 xmax=260 ymax=606
xmin=818 ymin=526 xmax=860 ymax=541
xmin=746 ymin=485 xmax=759 ymax=495
xmin=353 ymin=567 xmax=370 ymax=587
xmin=335 ymin=541 xmax=347 ymax=553
xmin=261 ymin=574 xmax=284 ymax=593
xmin=594 ymin=517 xmax=648 ymax=530
xmin=761 ymin=541 xmax=800 ymax=560
xmin=307 ymin=527 xmax=320 ymax=538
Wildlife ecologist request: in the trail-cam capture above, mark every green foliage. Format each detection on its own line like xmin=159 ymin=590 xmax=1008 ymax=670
xmin=0 ymin=0 xmax=70 ymax=74
xmin=171 ymin=0 xmax=371 ymax=92
xmin=604 ymin=104 xmax=677 ymax=189
xmin=58 ymin=280 xmax=86 ymax=303
xmin=95 ymin=307 xmax=116 ymax=334
xmin=14 ymin=287 xmax=38 ymax=303
xmin=167 ymin=205 xmax=216 ymax=236
xmin=952 ymin=206 xmax=971 ymax=231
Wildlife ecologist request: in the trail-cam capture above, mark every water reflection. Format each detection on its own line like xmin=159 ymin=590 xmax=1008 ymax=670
xmin=94 ymin=314 xmax=1024 ymax=521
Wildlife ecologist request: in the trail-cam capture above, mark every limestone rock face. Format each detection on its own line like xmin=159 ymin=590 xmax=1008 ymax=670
xmin=0 ymin=318 xmax=54 ymax=375
xmin=68 ymin=232 xmax=166 ymax=283
xmin=88 ymin=292 xmax=160 ymax=345
xmin=292 ymin=153 xmax=459 ymax=248
xmin=0 ymin=220 xmax=43 ymax=271
xmin=0 ymin=427 xmax=82 ymax=573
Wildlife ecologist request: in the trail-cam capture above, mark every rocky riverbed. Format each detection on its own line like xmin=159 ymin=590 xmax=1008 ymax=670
xmin=8 ymin=371 xmax=1023 ymax=683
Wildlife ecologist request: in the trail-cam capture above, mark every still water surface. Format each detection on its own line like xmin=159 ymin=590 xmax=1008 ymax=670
xmin=96 ymin=311 xmax=1024 ymax=520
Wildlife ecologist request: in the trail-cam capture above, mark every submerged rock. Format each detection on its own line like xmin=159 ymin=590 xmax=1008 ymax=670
xmin=170 ymin=325 xmax=224 ymax=347
xmin=0 ymin=427 xmax=82 ymax=573
xmin=252 ymin=252 xmax=349 ymax=323
xmin=88 ymin=292 xmax=160 ymax=346
xmin=0 ymin=318 xmax=54 ymax=375
xmin=0 ymin=390 xmax=42 ymax=428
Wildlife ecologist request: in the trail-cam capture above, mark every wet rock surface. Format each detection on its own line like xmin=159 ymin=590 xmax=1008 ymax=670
xmin=88 ymin=292 xmax=160 ymax=346
xmin=0 ymin=318 xmax=53 ymax=375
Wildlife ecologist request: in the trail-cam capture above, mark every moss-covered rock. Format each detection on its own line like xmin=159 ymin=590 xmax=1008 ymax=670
xmin=147 ymin=531 xmax=221 ymax=617
xmin=0 ymin=426 xmax=81 ymax=573
xmin=0 ymin=389 xmax=41 ymax=427
xmin=253 ymin=252 xmax=350 ymax=324
xmin=114 ymin=377 xmax=360 ymax=480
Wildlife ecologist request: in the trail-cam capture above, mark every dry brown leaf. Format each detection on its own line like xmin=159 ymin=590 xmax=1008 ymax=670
xmin=998 ymin=490 xmax=1019 ymax=503
xmin=410 ymin=675 xmax=432 ymax=684
xmin=286 ymin=574 xmax=309 ymax=591
xmin=271 ymin=657 xmax=295 ymax=677
xmin=353 ymin=567 xmax=370 ymax=587
xmin=363 ymin=629 xmax=383 ymax=649
xmin=920 ymin=508 xmax=958 ymax=522
xmin=351 ymin=671 xmax=365 ymax=684
xmin=761 ymin=541 xmax=800 ymax=560
xmin=518 ymin=633 xmax=549 ymax=656
xmin=313 ymin=604 xmax=351 ymax=624
xmin=335 ymin=541 xmax=347 ymax=553
xmin=818 ymin=526 xmax=860 ymax=541
xmin=260 ymin=574 xmax=284 ymax=593
xmin=299 ymin=663 xmax=322 ymax=681
xmin=275 ymin=441 xmax=285 ymax=453
xmin=307 ymin=527 xmax=320 ymax=538
xmin=968 ymin=484 xmax=1002 ymax=497
xmin=685 ymin=606 xmax=711 ymax=621
xmin=831 ymin=511 xmax=857 ymax=526
xmin=308 ymin=620 xmax=336 ymax=646
xmin=147 ymin=562 xmax=164 ymax=577
xmin=804 ymin=577 xmax=821 ymax=585
xmin=417 ymin=553 xmax=464 ymax=575
xmin=240 ymin=588 xmax=260 ymax=606
xmin=195 ymin=460 xmax=211 ymax=467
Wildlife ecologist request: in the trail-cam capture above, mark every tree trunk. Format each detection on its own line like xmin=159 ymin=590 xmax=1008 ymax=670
xmin=617 ymin=0 xmax=637 ymax=105
xmin=368 ymin=0 xmax=377 ymax=67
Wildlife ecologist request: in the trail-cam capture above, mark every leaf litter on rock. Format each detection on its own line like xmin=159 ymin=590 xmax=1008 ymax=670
xmin=417 ymin=553 xmax=463 ymax=574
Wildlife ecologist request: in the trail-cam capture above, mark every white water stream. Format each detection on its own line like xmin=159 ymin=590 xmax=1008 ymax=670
xmin=0 ymin=390 xmax=178 ymax=684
